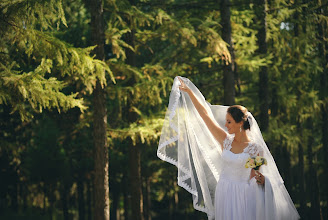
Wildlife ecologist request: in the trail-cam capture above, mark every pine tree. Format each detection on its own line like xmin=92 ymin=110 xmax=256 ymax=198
xmin=220 ymin=0 xmax=235 ymax=105
xmin=85 ymin=0 xmax=110 ymax=219
xmin=0 ymin=0 xmax=115 ymax=120
xmin=254 ymin=0 xmax=269 ymax=131
xmin=1 ymin=0 xmax=114 ymax=219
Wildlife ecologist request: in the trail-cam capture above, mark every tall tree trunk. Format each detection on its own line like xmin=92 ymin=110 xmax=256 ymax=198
xmin=255 ymin=0 xmax=269 ymax=131
xmin=143 ymin=176 xmax=152 ymax=220
xmin=317 ymin=4 xmax=328 ymax=217
xmin=220 ymin=0 xmax=235 ymax=105
xmin=293 ymin=1 xmax=306 ymax=215
xmin=77 ymin=177 xmax=85 ymax=220
xmin=123 ymin=175 xmax=130 ymax=220
xmin=282 ymin=146 xmax=291 ymax=191
xmin=48 ymin=185 xmax=54 ymax=220
xmin=88 ymin=0 xmax=110 ymax=219
xmin=43 ymin=184 xmax=47 ymax=215
xmin=110 ymin=186 xmax=119 ymax=220
xmin=22 ymin=183 xmax=27 ymax=212
xmin=124 ymin=4 xmax=144 ymax=218
xmin=87 ymin=179 xmax=92 ymax=220
xmin=11 ymin=179 xmax=18 ymax=212
xmin=173 ymin=179 xmax=179 ymax=219
xmin=128 ymin=142 xmax=144 ymax=220
xmin=109 ymin=162 xmax=120 ymax=220
xmin=61 ymin=182 xmax=69 ymax=220
xmin=168 ymin=179 xmax=173 ymax=220
xmin=307 ymin=120 xmax=323 ymax=220
xmin=297 ymin=139 xmax=306 ymax=216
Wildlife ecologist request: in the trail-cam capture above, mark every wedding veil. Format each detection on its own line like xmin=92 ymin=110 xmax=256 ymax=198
xmin=157 ymin=76 xmax=300 ymax=220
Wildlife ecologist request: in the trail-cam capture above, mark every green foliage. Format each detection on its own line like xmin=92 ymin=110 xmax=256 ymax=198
xmin=0 ymin=0 xmax=115 ymax=120
xmin=0 ymin=59 xmax=86 ymax=120
xmin=1 ymin=0 xmax=328 ymax=219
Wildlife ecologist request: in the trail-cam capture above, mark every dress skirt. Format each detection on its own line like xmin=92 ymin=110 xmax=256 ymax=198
xmin=215 ymin=177 xmax=258 ymax=220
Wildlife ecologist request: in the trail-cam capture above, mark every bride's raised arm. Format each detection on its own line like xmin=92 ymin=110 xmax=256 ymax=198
xmin=178 ymin=77 xmax=227 ymax=147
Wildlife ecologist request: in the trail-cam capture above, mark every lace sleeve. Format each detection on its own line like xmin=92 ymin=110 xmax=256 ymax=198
xmin=245 ymin=142 xmax=263 ymax=157
xmin=223 ymin=134 xmax=233 ymax=150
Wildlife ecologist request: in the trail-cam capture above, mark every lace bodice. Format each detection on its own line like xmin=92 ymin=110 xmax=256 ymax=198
xmin=220 ymin=135 xmax=261 ymax=183
xmin=223 ymin=134 xmax=261 ymax=156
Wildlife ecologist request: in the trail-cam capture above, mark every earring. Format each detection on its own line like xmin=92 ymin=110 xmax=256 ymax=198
xmin=240 ymin=127 xmax=242 ymax=132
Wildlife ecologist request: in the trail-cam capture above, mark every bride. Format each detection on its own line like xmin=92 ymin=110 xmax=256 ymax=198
xmin=157 ymin=76 xmax=300 ymax=220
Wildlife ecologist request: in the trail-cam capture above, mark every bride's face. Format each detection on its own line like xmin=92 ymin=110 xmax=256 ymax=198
xmin=225 ymin=113 xmax=242 ymax=134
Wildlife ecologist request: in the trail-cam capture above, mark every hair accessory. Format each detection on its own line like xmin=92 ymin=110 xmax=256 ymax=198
xmin=246 ymin=111 xmax=253 ymax=127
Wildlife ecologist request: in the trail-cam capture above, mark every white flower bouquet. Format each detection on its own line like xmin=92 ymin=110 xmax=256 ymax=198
xmin=245 ymin=156 xmax=267 ymax=171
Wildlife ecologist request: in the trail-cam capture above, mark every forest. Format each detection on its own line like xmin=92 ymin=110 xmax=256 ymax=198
xmin=0 ymin=0 xmax=327 ymax=219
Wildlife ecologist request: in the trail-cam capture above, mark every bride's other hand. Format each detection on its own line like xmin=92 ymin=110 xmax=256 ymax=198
xmin=178 ymin=77 xmax=190 ymax=93
xmin=255 ymin=170 xmax=265 ymax=185
xmin=250 ymin=169 xmax=265 ymax=185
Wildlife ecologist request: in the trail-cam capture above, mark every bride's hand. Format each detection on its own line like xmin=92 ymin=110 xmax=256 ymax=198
xmin=178 ymin=77 xmax=190 ymax=93
xmin=254 ymin=170 xmax=265 ymax=185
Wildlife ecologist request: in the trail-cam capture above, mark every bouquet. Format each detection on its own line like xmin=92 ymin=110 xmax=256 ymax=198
xmin=245 ymin=156 xmax=267 ymax=171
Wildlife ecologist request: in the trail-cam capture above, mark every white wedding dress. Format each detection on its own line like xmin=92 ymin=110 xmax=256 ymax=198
xmin=215 ymin=134 xmax=261 ymax=220
xmin=157 ymin=76 xmax=300 ymax=220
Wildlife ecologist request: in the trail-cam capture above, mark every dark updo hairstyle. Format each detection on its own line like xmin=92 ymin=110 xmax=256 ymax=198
xmin=227 ymin=105 xmax=251 ymax=130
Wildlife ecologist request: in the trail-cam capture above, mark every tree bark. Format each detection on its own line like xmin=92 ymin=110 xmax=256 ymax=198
xmin=77 ymin=177 xmax=85 ymax=220
xmin=282 ymin=146 xmax=291 ymax=191
xmin=173 ymin=179 xmax=179 ymax=219
xmin=43 ymin=184 xmax=47 ymax=215
xmin=293 ymin=1 xmax=306 ymax=215
xmin=22 ymin=183 xmax=27 ymax=212
xmin=220 ymin=0 xmax=235 ymax=105
xmin=92 ymin=55 xmax=110 ymax=220
xmin=123 ymin=175 xmax=130 ymax=220
xmin=48 ymin=185 xmax=54 ymax=220
xmin=110 ymin=186 xmax=120 ymax=220
xmin=128 ymin=142 xmax=144 ymax=220
xmin=297 ymin=139 xmax=306 ymax=216
xmin=143 ymin=176 xmax=152 ymax=220
xmin=88 ymin=0 xmax=110 ymax=219
xmin=61 ymin=183 xmax=69 ymax=220
xmin=255 ymin=0 xmax=269 ymax=131
xmin=87 ymin=179 xmax=92 ymax=220
xmin=307 ymin=120 xmax=323 ymax=220
xmin=317 ymin=3 xmax=328 ymax=216
xmin=11 ymin=179 xmax=18 ymax=212
xmin=110 ymin=162 xmax=120 ymax=220
xmin=124 ymin=5 xmax=144 ymax=218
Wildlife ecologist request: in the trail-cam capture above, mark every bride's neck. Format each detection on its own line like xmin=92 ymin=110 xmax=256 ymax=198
xmin=234 ymin=131 xmax=250 ymax=143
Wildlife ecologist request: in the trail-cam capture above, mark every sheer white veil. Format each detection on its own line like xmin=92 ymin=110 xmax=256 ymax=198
xmin=157 ymin=76 xmax=300 ymax=220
